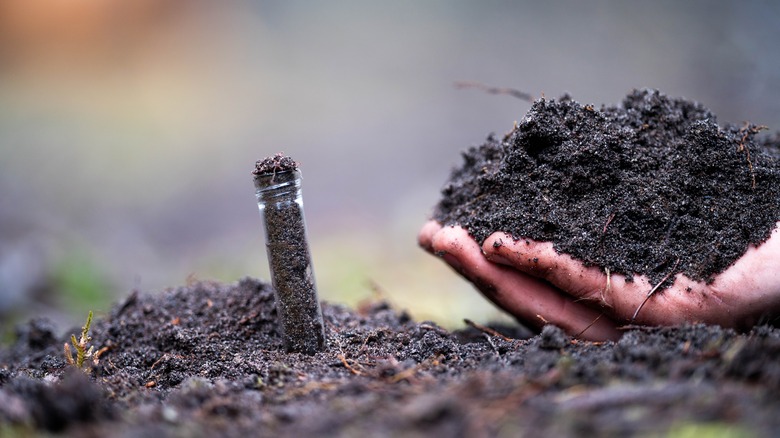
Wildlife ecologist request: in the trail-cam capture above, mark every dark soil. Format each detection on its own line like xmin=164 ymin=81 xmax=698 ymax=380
xmin=434 ymin=89 xmax=780 ymax=286
xmin=253 ymin=153 xmax=298 ymax=175
xmin=2 ymin=279 xmax=780 ymax=436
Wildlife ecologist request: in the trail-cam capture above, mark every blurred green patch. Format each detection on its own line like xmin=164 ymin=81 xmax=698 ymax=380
xmin=664 ymin=422 xmax=754 ymax=438
xmin=0 ymin=424 xmax=36 ymax=438
xmin=50 ymin=249 xmax=113 ymax=317
xmin=1 ymin=316 xmax=20 ymax=347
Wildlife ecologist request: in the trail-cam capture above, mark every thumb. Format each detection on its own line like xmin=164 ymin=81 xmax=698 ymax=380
xmin=481 ymin=232 xmax=615 ymax=307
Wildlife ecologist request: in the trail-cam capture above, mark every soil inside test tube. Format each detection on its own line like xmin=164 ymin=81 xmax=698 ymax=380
xmin=254 ymin=154 xmax=325 ymax=354
xmin=263 ymin=197 xmax=325 ymax=354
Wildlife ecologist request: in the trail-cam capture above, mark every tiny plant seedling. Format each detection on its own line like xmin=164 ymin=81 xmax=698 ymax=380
xmin=64 ymin=311 xmax=95 ymax=370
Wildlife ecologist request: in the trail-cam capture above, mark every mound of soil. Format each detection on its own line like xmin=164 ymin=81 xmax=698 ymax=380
xmin=434 ymin=89 xmax=780 ymax=285
xmin=2 ymin=279 xmax=780 ymax=436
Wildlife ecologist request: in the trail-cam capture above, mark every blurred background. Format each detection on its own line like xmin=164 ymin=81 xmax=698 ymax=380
xmin=1 ymin=0 xmax=779 ymax=334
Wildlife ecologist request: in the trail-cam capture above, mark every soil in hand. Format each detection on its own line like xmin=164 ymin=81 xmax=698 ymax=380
xmin=2 ymin=279 xmax=780 ymax=436
xmin=434 ymin=89 xmax=780 ymax=286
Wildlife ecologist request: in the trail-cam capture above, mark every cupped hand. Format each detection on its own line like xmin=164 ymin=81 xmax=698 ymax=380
xmin=419 ymin=221 xmax=780 ymax=341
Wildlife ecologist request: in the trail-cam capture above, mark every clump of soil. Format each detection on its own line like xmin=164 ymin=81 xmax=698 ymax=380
xmin=2 ymin=279 xmax=780 ymax=436
xmin=253 ymin=152 xmax=298 ymax=175
xmin=434 ymin=89 xmax=780 ymax=285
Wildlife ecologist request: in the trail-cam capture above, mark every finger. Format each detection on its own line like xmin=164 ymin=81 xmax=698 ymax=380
xmin=432 ymin=226 xmax=621 ymax=340
xmin=418 ymin=220 xmax=443 ymax=253
xmin=482 ymin=232 xmax=734 ymax=326
xmin=482 ymin=232 xmax=621 ymax=306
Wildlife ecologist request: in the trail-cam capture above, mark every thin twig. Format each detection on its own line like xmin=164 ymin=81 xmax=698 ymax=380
xmin=737 ymin=123 xmax=767 ymax=190
xmin=464 ymin=319 xmax=513 ymax=341
xmin=602 ymin=213 xmax=616 ymax=234
xmin=483 ymin=334 xmax=500 ymax=357
xmin=574 ymin=313 xmax=603 ymax=339
xmin=94 ymin=345 xmax=112 ymax=363
xmin=631 ymin=258 xmax=680 ymax=322
xmin=454 ymin=81 xmax=533 ymax=102
xmin=387 ymin=354 xmax=443 ymax=383
xmin=337 ymin=354 xmax=364 ymax=376
xmin=601 ymin=267 xmax=613 ymax=308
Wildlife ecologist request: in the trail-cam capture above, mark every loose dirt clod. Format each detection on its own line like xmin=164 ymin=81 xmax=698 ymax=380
xmin=433 ymin=89 xmax=780 ymax=288
xmin=253 ymin=152 xmax=298 ymax=175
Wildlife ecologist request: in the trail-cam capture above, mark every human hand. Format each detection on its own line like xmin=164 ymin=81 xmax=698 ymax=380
xmin=419 ymin=221 xmax=780 ymax=341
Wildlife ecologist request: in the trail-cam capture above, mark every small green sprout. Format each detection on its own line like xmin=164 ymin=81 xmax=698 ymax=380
xmin=64 ymin=311 xmax=94 ymax=370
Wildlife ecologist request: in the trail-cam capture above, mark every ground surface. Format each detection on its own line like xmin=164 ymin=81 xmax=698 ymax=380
xmin=1 ymin=278 xmax=779 ymax=437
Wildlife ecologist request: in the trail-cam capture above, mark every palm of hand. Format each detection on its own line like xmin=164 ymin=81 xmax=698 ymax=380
xmin=419 ymin=221 xmax=780 ymax=340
